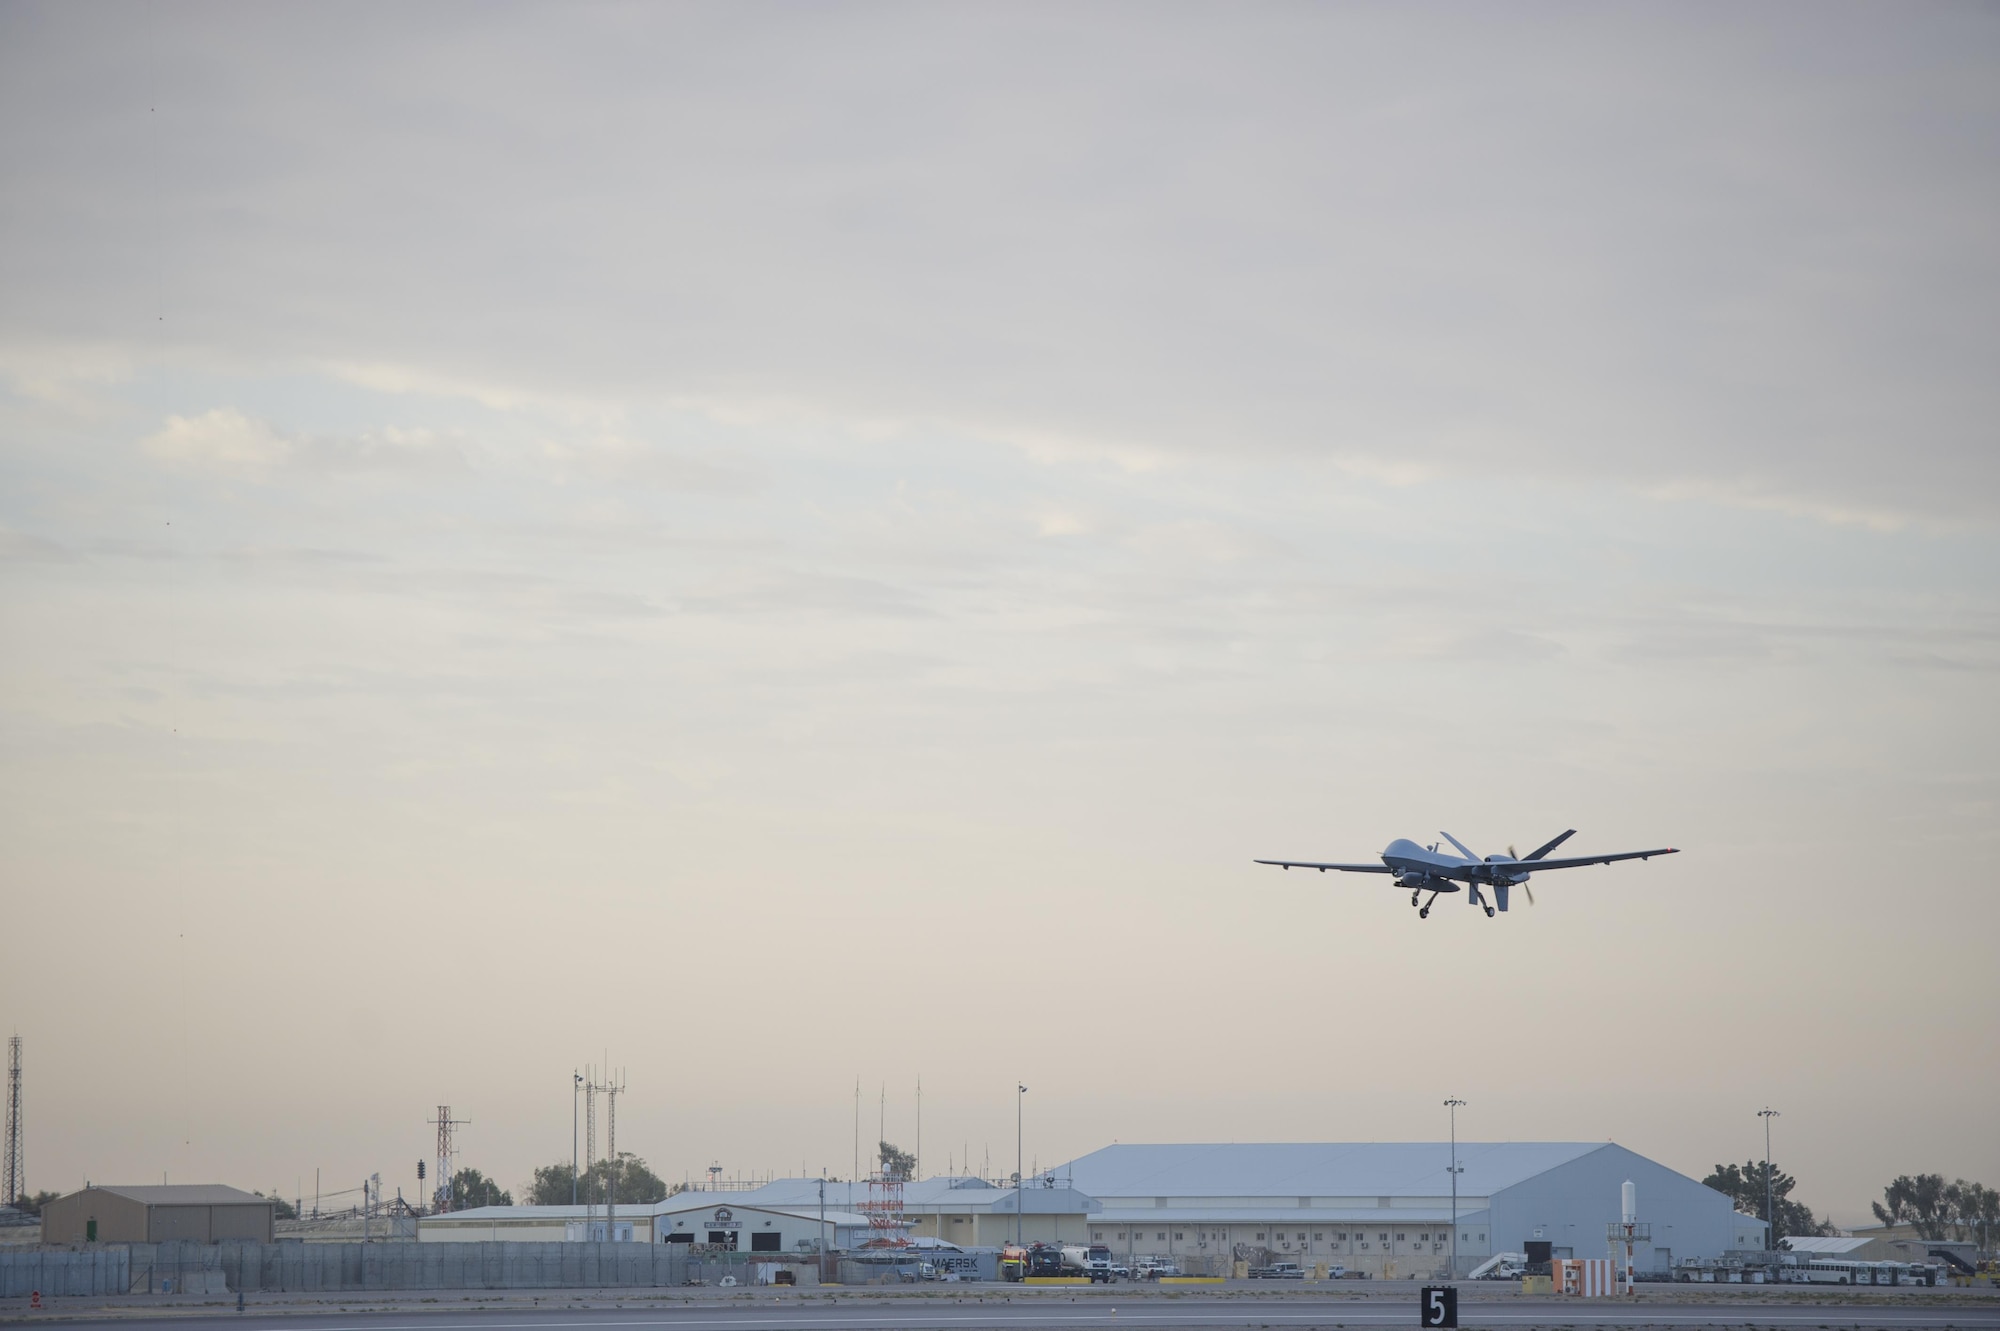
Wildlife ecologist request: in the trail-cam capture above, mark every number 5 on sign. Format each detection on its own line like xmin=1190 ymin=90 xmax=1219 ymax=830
xmin=1420 ymin=1284 xmax=1458 ymax=1328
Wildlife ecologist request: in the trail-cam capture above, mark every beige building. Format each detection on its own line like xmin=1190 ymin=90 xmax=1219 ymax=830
xmin=692 ymin=1177 xmax=1100 ymax=1248
xmin=42 ymin=1185 xmax=276 ymax=1244
xmin=418 ymin=1198 xmax=880 ymax=1250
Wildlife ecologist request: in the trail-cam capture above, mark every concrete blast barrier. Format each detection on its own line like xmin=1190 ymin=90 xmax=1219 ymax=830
xmin=3 ymin=1242 xmax=735 ymax=1295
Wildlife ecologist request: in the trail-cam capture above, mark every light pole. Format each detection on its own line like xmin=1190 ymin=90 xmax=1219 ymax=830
xmin=1445 ymin=1098 xmax=1466 ymax=1279
xmin=1016 ymin=1083 xmax=1027 ymax=1247
xmin=573 ymin=1072 xmax=583 ymax=1206
xmin=1759 ymin=1108 xmax=1779 ymax=1251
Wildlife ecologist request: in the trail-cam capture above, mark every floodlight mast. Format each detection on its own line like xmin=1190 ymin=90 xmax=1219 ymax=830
xmin=1016 ymin=1083 xmax=1027 ymax=1247
xmin=1758 ymin=1108 xmax=1779 ymax=1250
xmin=1445 ymin=1098 xmax=1467 ymax=1278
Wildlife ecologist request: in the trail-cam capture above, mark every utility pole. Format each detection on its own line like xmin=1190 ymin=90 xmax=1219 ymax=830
xmin=818 ymin=1175 xmax=828 ymax=1282
xmin=572 ymin=1072 xmax=582 ymax=1207
xmin=1445 ymin=1098 xmax=1466 ymax=1279
xmin=1016 ymin=1083 xmax=1027 ymax=1246
xmin=1759 ymin=1108 xmax=1780 ymax=1251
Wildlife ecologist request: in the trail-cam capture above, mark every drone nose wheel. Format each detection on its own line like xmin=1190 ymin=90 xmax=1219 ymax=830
xmin=1418 ymin=906 xmax=1429 ymax=918
xmin=1484 ymin=906 xmax=1495 ymax=917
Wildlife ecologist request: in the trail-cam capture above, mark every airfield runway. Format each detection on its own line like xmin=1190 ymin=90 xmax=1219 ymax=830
xmin=10 ymin=1288 xmax=2000 ymax=1331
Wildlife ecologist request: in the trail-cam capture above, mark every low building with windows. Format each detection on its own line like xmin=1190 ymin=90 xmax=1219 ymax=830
xmin=701 ymin=1176 xmax=1099 ymax=1247
xmin=417 ymin=1198 xmax=879 ymax=1250
xmin=1054 ymin=1142 xmax=1763 ymax=1278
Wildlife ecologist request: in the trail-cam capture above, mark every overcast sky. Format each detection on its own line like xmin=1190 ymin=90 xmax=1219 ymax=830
xmin=2 ymin=2 xmax=1996 ymax=1227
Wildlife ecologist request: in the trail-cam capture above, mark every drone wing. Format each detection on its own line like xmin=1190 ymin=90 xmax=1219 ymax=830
xmin=1512 ymin=847 xmax=1678 ymax=872
xmin=1254 ymin=859 xmax=1394 ymax=873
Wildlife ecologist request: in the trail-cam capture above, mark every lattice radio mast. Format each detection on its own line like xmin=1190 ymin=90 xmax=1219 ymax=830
xmin=583 ymin=1068 xmax=599 ymax=1232
xmin=3 ymin=1036 xmax=21 ymax=1207
xmin=603 ymin=1069 xmax=626 ymax=1237
xmin=429 ymin=1106 xmax=469 ymax=1213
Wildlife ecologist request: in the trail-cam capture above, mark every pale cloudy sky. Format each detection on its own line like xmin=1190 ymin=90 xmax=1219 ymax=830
xmin=2 ymin=2 xmax=1996 ymax=1227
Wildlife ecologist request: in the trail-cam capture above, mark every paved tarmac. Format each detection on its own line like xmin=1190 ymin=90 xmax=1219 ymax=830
xmin=8 ymin=1290 xmax=2000 ymax=1331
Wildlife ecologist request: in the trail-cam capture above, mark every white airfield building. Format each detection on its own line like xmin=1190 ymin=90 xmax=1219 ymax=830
xmin=420 ymin=1140 xmax=1763 ymax=1278
xmin=1057 ymin=1141 xmax=1765 ymax=1277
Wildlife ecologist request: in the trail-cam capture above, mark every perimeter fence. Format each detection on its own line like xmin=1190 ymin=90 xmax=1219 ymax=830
xmin=0 ymin=1241 xmax=785 ymax=1296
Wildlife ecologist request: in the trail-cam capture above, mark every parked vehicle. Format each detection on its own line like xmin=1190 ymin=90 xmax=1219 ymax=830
xmin=1250 ymin=1262 xmax=1305 ymax=1279
xmin=1060 ymin=1243 xmax=1119 ymax=1282
xmin=1027 ymin=1245 xmax=1068 ymax=1278
xmin=1137 ymin=1259 xmax=1184 ymax=1279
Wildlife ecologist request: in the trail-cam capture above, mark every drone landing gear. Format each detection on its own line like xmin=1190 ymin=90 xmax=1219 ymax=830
xmin=1419 ymin=890 xmax=1441 ymax=918
xmin=1410 ymin=891 xmax=1420 ymax=907
xmin=1484 ymin=905 xmax=1495 ymax=918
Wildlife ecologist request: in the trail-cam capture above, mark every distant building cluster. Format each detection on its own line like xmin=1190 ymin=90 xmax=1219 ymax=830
xmin=416 ymin=1140 xmax=1763 ymax=1277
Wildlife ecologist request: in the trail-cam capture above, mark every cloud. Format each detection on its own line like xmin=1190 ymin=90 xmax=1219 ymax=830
xmin=540 ymin=434 xmax=761 ymax=494
xmin=141 ymin=409 xmax=469 ymax=479
xmin=12 ymin=8 xmax=1991 ymax=525
xmin=0 ymin=528 xmax=76 ymax=562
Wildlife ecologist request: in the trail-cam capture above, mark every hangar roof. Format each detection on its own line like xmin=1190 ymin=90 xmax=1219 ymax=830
xmin=425 ymin=1200 xmax=873 ymax=1226
xmin=1781 ymin=1236 xmax=1876 ymax=1254
xmin=75 ymin=1185 xmax=269 ymax=1206
xmin=1055 ymin=1143 xmax=1610 ymax=1199
xmin=1092 ymin=1206 xmax=1479 ymax=1224
xmin=718 ymin=1177 xmax=1097 ymax=1215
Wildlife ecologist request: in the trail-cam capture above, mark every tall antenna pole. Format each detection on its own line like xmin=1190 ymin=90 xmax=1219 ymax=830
xmin=852 ymin=1077 xmax=859 ymax=1185
xmin=585 ymin=1067 xmax=599 ymax=1232
xmin=1444 ymin=1098 xmax=1466 ymax=1279
xmin=915 ymin=1078 xmax=921 ymax=1183
xmin=1759 ymin=1108 xmax=1780 ymax=1251
xmin=606 ymin=1069 xmax=626 ymax=1239
xmin=1016 ymin=1083 xmax=1027 ymax=1246
xmin=428 ymin=1106 xmax=469 ymax=1213
xmin=3 ymin=1036 xmax=21 ymax=1207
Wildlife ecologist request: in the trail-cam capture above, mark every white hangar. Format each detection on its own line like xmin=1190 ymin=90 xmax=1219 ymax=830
xmin=1054 ymin=1142 xmax=1766 ymax=1278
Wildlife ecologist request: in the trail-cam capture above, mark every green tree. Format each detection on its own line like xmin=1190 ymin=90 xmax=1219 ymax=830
xmin=1702 ymin=1161 xmax=1832 ymax=1244
xmin=9 ymin=1189 xmax=58 ymax=1217
xmin=879 ymin=1141 xmax=915 ymax=1182
xmin=256 ymin=1190 xmax=299 ymax=1220
xmin=449 ymin=1168 xmax=512 ymax=1209
xmin=574 ymin=1152 xmax=669 ymax=1206
xmin=1873 ymin=1174 xmax=1951 ymax=1240
xmin=1947 ymin=1180 xmax=1999 ymax=1247
xmin=524 ymin=1162 xmax=578 ymax=1207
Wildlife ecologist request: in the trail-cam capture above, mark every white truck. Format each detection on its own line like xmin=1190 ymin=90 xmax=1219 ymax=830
xmin=1060 ymin=1243 xmax=1118 ymax=1282
xmin=1468 ymin=1253 xmax=1528 ymax=1281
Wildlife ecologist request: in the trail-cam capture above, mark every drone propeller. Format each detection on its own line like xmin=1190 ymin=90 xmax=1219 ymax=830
xmin=1506 ymin=846 xmax=1535 ymax=905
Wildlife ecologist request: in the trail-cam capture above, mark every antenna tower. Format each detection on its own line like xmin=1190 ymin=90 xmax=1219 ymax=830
xmin=605 ymin=1069 xmax=626 ymax=1235
xmin=582 ymin=1067 xmax=624 ymax=1236
xmin=429 ymin=1106 xmax=469 ymax=1213
xmin=3 ymin=1037 xmax=20 ymax=1206
xmin=862 ymin=1138 xmax=908 ymax=1247
xmin=584 ymin=1068 xmax=598 ymax=1210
